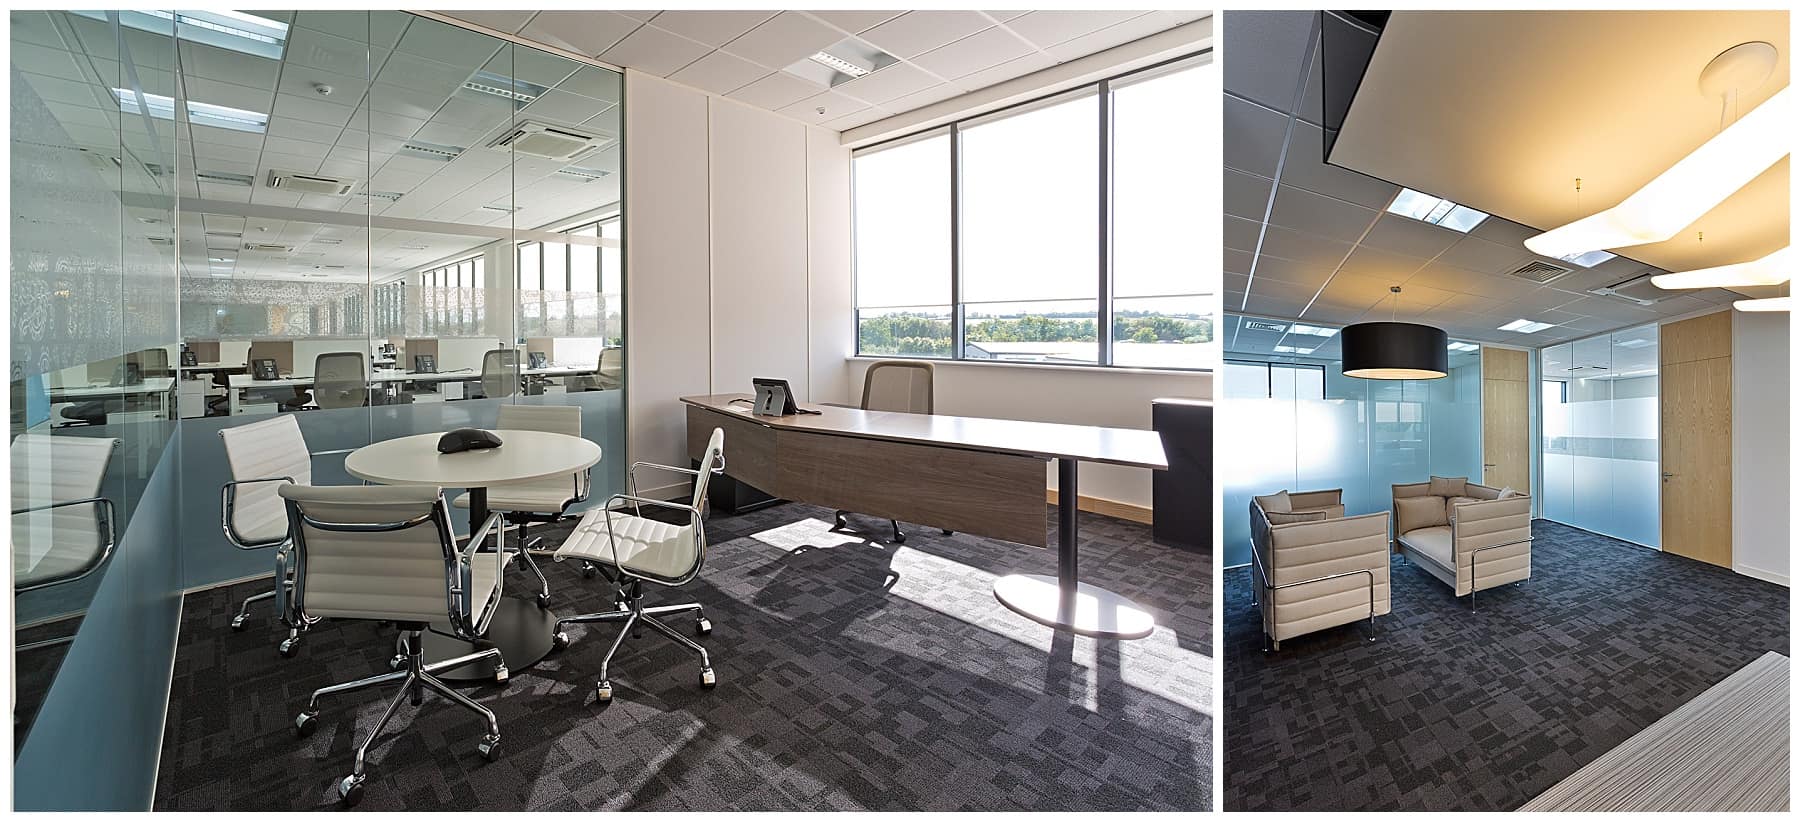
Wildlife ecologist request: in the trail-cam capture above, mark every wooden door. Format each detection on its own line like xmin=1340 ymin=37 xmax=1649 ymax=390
xmin=1659 ymin=312 xmax=1732 ymax=567
xmin=1481 ymin=347 xmax=1530 ymax=492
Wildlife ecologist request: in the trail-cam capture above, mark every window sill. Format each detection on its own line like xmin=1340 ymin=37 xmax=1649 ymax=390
xmin=846 ymin=356 xmax=1211 ymax=378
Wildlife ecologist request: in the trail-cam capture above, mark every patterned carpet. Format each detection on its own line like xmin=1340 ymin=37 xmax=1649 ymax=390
xmin=153 ymin=503 xmax=1211 ymax=811
xmin=1223 ymin=519 xmax=1789 ymax=812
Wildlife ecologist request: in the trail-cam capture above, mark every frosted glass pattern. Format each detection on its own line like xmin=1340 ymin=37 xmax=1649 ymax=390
xmin=1540 ymin=324 xmax=1659 ymax=546
xmin=1220 ymin=314 xmax=1485 ymax=566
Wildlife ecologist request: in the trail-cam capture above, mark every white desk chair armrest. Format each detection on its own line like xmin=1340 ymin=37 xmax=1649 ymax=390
xmin=598 ymin=493 xmax=701 ymax=569
xmin=12 ymin=496 xmax=118 ymax=593
xmin=626 ymin=457 xmax=726 ymax=501
xmin=455 ymin=511 xmax=508 ymax=636
xmin=220 ymin=476 xmax=294 ymax=549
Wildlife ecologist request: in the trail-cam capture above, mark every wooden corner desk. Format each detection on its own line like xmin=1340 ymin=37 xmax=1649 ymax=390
xmin=682 ymin=394 xmax=1169 ymax=639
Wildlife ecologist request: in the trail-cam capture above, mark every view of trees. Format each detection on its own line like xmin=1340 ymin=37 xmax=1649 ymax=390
xmin=857 ymin=310 xmax=1212 ymax=356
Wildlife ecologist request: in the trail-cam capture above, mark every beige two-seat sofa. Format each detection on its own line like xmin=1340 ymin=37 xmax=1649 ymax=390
xmin=1249 ymin=489 xmax=1391 ymax=650
xmin=1392 ymin=476 xmax=1532 ymax=607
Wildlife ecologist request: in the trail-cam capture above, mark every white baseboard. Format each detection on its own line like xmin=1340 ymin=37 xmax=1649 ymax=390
xmin=1733 ymin=562 xmax=1790 ymax=587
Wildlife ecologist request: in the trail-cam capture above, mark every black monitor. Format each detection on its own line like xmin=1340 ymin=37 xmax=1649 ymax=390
xmin=413 ymin=354 xmax=436 ymax=373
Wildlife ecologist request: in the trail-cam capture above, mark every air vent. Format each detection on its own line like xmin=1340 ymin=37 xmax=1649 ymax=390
xmin=242 ymin=242 xmax=292 ymax=252
xmin=195 ymin=170 xmax=255 ymax=187
xmin=1243 ymin=320 xmax=1287 ymax=333
xmin=1507 ymin=260 xmax=1572 ymax=284
xmin=312 ymin=238 xmax=343 ymax=246
xmin=1589 ymin=272 xmax=1671 ymax=306
xmin=146 ymin=236 xmax=173 ymax=246
xmin=204 ymin=230 xmax=242 ymax=239
xmin=398 ymin=141 xmax=464 ymax=161
xmin=356 ymin=190 xmax=404 ymax=202
xmin=479 ymin=204 xmax=521 ymax=214
xmin=487 ymin=120 xmax=613 ymax=162
xmin=555 ymin=166 xmax=612 ymax=182
xmin=266 ymin=170 xmax=357 ymax=196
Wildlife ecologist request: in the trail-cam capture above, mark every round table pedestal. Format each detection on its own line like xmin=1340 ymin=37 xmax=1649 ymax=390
xmin=993 ymin=574 xmax=1155 ymax=640
xmin=422 ymin=598 xmax=560 ymax=682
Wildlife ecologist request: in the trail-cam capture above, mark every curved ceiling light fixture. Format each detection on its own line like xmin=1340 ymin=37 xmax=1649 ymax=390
xmin=1733 ymin=296 xmax=1790 ymax=312
xmin=1340 ymin=287 xmax=1449 ymax=380
xmin=1651 ymin=246 xmax=1790 ymax=290
xmin=1524 ymin=44 xmax=1790 ymax=259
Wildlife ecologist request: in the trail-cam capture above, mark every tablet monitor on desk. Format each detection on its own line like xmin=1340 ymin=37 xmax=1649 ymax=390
xmin=528 ymin=351 xmax=548 ymax=369
xmin=251 ymin=358 xmax=280 ymax=381
xmin=750 ymin=377 xmax=820 ymax=416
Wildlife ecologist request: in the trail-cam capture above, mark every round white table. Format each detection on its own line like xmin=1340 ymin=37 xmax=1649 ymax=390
xmin=344 ymin=429 xmax=602 ymax=680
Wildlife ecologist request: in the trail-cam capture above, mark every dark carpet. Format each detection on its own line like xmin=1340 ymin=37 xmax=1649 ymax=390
xmin=153 ymin=503 xmax=1211 ymax=811
xmin=1223 ymin=519 xmax=1789 ymax=812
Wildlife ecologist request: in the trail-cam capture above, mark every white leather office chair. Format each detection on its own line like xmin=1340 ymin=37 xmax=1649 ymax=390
xmin=219 ymin=414 xmax=316 ymax=656
xmin=12 ymin=434 xmax=119 ymax=596
xmin=451 ymin=404 xmax=584 ymax=604
xmin=834 ymin=360 xmax=936 ymax=543
xmin=281 ymin=483 xmax=510 ymax=807
xmin=551 ymin=427 xmax=725 ymax=703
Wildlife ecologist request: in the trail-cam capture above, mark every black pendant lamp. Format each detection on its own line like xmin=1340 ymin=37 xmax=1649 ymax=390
xmin=1340 ymin=286 xmax=1449 ymax=380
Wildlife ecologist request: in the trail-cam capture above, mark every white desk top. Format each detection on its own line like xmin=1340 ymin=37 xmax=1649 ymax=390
xmin=344 ymin=429 xmax=601 ymax=488
xmin=231 ymin=367 xmax=588 ymax=389
xmin=48 ymin=377 xmax=177 ymax=399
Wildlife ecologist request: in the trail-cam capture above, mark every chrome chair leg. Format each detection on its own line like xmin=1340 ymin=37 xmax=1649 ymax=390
xmin=512 ymin=539 xmax=551 ymax=607
xmin=590 ymin=610 xmax=638 ymax=703
xmin=230 ymin=589 xmax=277 ymax=630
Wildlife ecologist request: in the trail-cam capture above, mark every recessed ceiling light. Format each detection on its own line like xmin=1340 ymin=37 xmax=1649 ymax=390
xmin=115 ymin=89 xmax=267 ymax=134
xmin=1555 ymin=249 xmax=1617 ymax=268
xmin=75 ymin=10 xmax=287 ymax=60
xmin=808 ymin=51 xmax=871 ymax=78
xmin=1272 ymin=344 xmax=1317 ymax=355
xmin=1447 ymin=342 xmax=1479 ymax=352
xmin=1386 ymin=188 xmax=1489 ymax=233
xmin=1287 ymin=323 xmax=1339 ymax=337
xmin=1498 ymin=318 xmax=1554 ymax=333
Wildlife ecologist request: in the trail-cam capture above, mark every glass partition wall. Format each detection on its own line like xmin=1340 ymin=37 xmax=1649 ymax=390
xmin=1218 ymin=313 xmax=1484 ymax=566
xmin=11 ymin=10 xmax=625 ymax=783
xmin=1539 ymin=324 xmax=1660 ymax=547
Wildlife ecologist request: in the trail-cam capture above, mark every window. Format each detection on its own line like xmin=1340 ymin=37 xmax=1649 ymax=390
xmin=517 ymin=216 xmax=617 ymax=340
xmin=423 ymin=255 xmax=482 ymax=336
xmin=851 ymin=53 xmax=1213 ymax=370
xmin=1224 ymin=360 xmax=1324 ymax=400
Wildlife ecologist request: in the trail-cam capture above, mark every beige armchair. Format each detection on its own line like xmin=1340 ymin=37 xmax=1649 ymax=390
xmin=1249 ymin=488 xmax=1391 ymax=650
xmin=1392 ymin=476 xmax=1532 ymax=608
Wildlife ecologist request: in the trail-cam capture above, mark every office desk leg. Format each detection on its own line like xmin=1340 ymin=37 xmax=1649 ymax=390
xmin=421 ymin=486 xmax=559 ymax=680
xmin=992 ymin=458 xmax=1156 ymax=640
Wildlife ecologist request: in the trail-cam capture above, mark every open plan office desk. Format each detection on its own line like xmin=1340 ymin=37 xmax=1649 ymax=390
xmin=683 ymin=394 xmax=1169 ymax=639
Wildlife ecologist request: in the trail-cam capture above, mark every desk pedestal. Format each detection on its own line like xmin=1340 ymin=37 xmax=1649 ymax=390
xmin=992 ymin=459 xmax=1155 ymax=640
xmin=422 ymin=598 xmax=559 ymax=681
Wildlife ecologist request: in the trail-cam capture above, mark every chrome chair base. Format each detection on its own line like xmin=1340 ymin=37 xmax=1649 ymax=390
xmin=553 ymin=584 xmax=716 ymax=704
xmin=295 ymin=629 xmax=506 ymax=807
xmin=228 ymin=580 xmax=312 ymax=657
xmin=832 ymin=509 xmax=906 ymax=544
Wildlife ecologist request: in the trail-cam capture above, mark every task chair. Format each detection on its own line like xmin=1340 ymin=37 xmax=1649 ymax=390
xmin=311 ymin=351 xmax=368 ymax=410
xmin=570 ymin=347 xmax=623 ymax=392
xmin=451 ymin=404 xmax=585 ymax=605
xmin=479 ymin=348 xmax=521 ymax=399
xmin=834 ymin=360 xmax=936 ymax=543
xmin=552 ymin=428 xmax=726 ymax=703
xmin=13 ymin=435 xmax=120 ymax=649
xmin=219 ymin=414 xmax=317 ymax=656
xmin=280 ymin=483 xmax=511 ymax=807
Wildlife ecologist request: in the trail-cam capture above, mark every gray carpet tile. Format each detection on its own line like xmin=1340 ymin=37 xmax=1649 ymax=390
xmin=153 ymin=503 xmax=1211 ymax=811
xmin=1222 ymin=519 xmax=1789 ymax=812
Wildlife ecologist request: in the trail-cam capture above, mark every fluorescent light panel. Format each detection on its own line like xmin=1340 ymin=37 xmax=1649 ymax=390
xmin=1386 ymin=188 xmax=1489 ymax=233
xmin=115 ymin=89 xmax=267 ymax=134
xmin=1271 ymin=344 xmax=1316 ymax=354
xmin=808 ymin=51 xmax=871 ymax=77
xmin=1447 ymin=342 xmax=1479 ymax=352
xmin=75 ymin=10 xmax=287 ymax=60
xmin=1498 ymin=318 xmax=1554 ymax=333
xmin=1555 ymin=249 xmax=1617 ymax=268
xmin=1526 ymin=86 xmax=1792 ymax=258
xmin=1287 ymin=324 xmax=1338 ymax=337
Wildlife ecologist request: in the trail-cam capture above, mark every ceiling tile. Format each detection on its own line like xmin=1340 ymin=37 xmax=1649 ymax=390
xmin=1435 ymin=236 xmax=1531 ymax=275
xmin=949 ymin=51 xmax=1054 ymax=94
xmin=1257 ymin=224 xmax=1353 ymax=269
xmin=1358 ymin=215 xmax=1464 ymax=260
xmin=516 ymin=11 xmax=642 ymax=57
xmin=722 ymin=11 xmax=846 ymax=70
xmin=1223 ymin=94 xmax=1288 ymax=179
xmin=823 ymin=105 xmax=893 ymax=131
xmin=779 ymin=90 xmax=867 ymax=126
xmin=859 ymin=11 xmax=994 ymax=58
xmin=439 ymin=11 xmax=537 ymax=35
xmin=600 ymin=26 xmax=712 ymax=77
xmin=910 ymin=25 xmax=1036 ymax=79
xmin=726 ymin=70 xmax=826 ymax=110
xmin=395 ymin=18 xmax=502 ymax=68
xmin=805 ymin=10 xmax=906 ymax=34
xmin=1253 ymin=255 xmax=1336 ymax=290
xmin=1276 ymin=121 xmax=1397 ymax=208
xmin=1044 ymin=10 xmax=1193 ymax=62
xmin=650 ymin=10 xmax=780 ymax=47
xmin=1224 ymin=215 xmax=1262 ymax=254
xmin=1267 ymin=185 xmax=1378 ymax=243
xmin=667 ymin=50 xmax=771 ymax=95
xmin=1004 ymin=10 xmax=1143 ymax=48
xmin=832 ymin=62 xmax=941 ymax=105
xmin=1337 ymin=245 xmax=1428 ymax=282
xmin=879 ymin=83 xmax=964 ymax=116
xmin=1221 ymin=10 xmax=1313 ymax=114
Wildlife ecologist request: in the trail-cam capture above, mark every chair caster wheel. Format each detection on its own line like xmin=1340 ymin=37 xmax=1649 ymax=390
xmin=700 ymin=667 xmax=716 ymax=688
xmin=278 ymin=638 xmax=299 ymax=658
xmin=552 ymin=631 xmax=570 ymax=651
xmin=596 ymin=681 xmax=613 ymax=703
xmin=478 ymin=735 xmax=501 ymax=762
xmin=582 ymin=564 xmax=597 ymax=579
xmin=389 ymin=654 xmax=405 ymax=670
xmin=535 ymin=592 xmax=551 ymax=608
xmin=295 ymin=710 xmax=318 ymax=737
xmin=493 ymin=665 xmax=509 ymax=685
xmin=230 ymin=615 xmax=248 ymax=631
xmin=338 ymin=774 xmax=365 ymax=806
xmin=695 ymin=617 xmax=712 ymax=636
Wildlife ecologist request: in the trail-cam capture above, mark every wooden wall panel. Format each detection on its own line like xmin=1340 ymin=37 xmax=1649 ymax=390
xmin=1660 ymin=310 xmax=1732 ymax=365
xmin=1481 ymin=347 xmax=1530 ymax=494
xmin=1660 ymin=326 xmax=1733 ymax=567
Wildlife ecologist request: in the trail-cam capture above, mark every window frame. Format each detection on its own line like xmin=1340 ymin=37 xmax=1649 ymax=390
xmin=850 ymin=49 xmax=1213 ymax=372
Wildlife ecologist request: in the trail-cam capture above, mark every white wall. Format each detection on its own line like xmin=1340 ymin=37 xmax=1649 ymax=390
xmin=624 ymin=71 xmax=852 ymax=490
xmin=1732 ymin=310 xmax=1789 ymax=585
xmin=845 ymin=359 xmax=1209 ymax=509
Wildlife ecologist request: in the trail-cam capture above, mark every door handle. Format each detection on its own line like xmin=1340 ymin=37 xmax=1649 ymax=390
xmin=1483 ymin=464 xmax=1497 ymax=468
xmin=1662 ymin=472 xmax=1675 ymax=481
